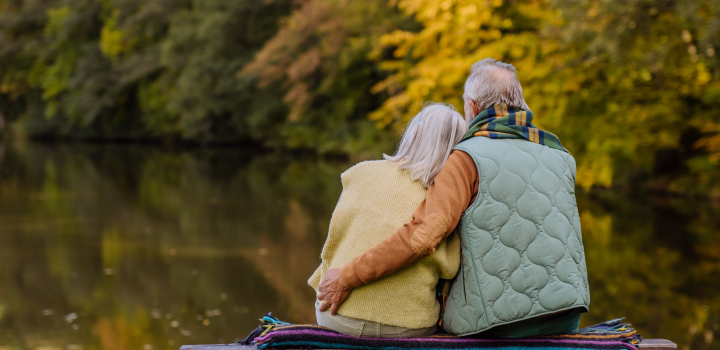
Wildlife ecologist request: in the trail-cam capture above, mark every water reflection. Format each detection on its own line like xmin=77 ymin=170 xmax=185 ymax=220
xmin=0 ymin=141 xmax=717 ymax=350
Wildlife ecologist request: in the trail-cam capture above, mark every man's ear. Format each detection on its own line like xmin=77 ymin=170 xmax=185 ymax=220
xmin=471 ymin=100 xmax=482 ymax=118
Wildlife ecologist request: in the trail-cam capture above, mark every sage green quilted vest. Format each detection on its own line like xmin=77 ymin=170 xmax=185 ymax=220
xmin=442 ymin=137 xmax=590 ymax=336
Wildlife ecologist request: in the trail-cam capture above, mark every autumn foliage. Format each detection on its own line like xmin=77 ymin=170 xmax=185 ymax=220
xmin=2 ymin=0 xmax=720 ymax=193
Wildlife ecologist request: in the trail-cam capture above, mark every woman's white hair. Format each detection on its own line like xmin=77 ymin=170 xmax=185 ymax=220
xmin=464 ymin=58 xmax=529 ymax=110
xmin=384 ymin=103 xmax=468 ymax=188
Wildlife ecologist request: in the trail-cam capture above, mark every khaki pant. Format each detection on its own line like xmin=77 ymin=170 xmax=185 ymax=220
xmin=315 ymin=301 xmax=437 ymax=338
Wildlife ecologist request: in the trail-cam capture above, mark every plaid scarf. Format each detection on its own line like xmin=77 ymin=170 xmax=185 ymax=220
xmin=463 ymin=104 xmax=568 ymax=153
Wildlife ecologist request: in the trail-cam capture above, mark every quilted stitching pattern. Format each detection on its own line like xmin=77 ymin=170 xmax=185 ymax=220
xmin=442 ymin=138 xmax=590 ymax=336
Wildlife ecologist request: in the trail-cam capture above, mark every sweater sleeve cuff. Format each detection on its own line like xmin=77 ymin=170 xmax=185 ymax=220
xmin=339 ymin=260 xmax=365 ymax=289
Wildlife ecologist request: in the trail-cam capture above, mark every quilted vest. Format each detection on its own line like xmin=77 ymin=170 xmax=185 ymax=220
xmin=442 ymin=137 xmax=590 ymax=336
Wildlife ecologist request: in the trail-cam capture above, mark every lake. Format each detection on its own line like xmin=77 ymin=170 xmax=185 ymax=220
xmin=0 ymin=141 xmax=717 ymax=350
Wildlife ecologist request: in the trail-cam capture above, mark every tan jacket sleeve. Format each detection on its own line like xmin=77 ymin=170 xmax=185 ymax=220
xmin=339 ymin=150 xmax=479 ymax=288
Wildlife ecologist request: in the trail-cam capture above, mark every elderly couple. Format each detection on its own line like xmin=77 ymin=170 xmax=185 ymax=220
xmin=308 ymin=59 xmax=590 ymax=339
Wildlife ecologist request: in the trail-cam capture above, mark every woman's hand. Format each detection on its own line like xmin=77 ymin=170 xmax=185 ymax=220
xmin=317 ymin=268 xmax=353 ymax=315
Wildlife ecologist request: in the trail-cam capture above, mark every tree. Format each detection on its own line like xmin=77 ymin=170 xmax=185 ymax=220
xmin=239 ymin=0 xmax=417 ymax=156
xmin=370 ymin=0 xmax=720 ymax=193
xmin=0 ymin=0 xmax=293 ymax=144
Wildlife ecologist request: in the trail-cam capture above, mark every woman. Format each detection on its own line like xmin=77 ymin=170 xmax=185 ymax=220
xmin=308 ymin=103 xmax=467 ymax=338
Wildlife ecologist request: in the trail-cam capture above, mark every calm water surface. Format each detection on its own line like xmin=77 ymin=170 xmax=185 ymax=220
xmin=0 ymin=141 xmax=718 ymax=350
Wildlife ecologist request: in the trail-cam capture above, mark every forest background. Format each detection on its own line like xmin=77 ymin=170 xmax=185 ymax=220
xmin=2 ymin=0 xmax=720 ymax=195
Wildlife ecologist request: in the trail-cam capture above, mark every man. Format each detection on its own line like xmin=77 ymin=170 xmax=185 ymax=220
xmin=317 ymin=58 xmax=590 ymax=337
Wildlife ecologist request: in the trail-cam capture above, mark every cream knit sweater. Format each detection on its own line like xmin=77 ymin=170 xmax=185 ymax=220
xmin=308 ymin=160 xmax=460 ymax=329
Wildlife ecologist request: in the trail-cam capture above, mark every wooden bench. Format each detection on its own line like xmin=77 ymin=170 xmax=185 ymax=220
xmin=180 ymin=339 xmax=677 ymax=350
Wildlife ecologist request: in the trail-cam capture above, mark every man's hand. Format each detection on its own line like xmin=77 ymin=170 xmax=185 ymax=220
xmin=317 ymin=268 xmax=353 ymax=316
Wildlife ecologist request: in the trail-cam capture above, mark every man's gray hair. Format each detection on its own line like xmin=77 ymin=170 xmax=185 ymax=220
xmin=464 ymin=58 xmax=529 ymax=110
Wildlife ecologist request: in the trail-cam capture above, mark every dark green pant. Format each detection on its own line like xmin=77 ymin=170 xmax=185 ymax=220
xmin=482 ymin=308 xmax=584 ymax=339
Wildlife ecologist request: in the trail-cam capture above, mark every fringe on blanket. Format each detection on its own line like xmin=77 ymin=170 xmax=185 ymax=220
xmin=239 ymin=313 xmax=291 ymax=345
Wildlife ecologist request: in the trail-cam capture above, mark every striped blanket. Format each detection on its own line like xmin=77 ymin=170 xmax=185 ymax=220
xmin=240 ymin=314 xmax=642 ymax=350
